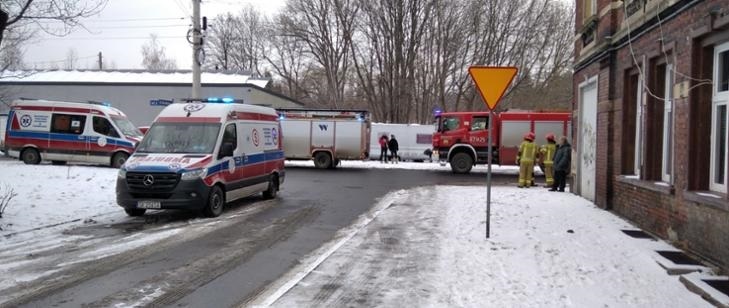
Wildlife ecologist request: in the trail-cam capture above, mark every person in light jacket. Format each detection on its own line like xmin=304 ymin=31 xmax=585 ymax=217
xmin=550 ymin=136 xmax=571 ymax=192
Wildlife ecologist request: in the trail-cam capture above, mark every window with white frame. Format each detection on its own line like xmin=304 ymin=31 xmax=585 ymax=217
xmin=661 ymin=64 xmax=674 ymax=183
xmin=710 ymin=42 xmax=729 ymax=193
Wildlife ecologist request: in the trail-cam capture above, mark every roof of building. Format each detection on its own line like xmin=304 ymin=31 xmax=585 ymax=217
xmin=0 ymin=69 xmax=271 ymax=88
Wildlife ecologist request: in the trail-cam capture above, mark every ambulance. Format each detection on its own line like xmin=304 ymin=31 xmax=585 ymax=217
xmin=116 ymin=99 xmax=284 ymax=217
xmin=4 ymin=99 xmax=142 ymax=167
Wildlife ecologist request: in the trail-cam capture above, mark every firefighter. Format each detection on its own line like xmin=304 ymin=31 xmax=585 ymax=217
xmin=516 ymin=132 xmax=537 ymax=188
xmin=539 ymin=133 xmax=557 ymax=187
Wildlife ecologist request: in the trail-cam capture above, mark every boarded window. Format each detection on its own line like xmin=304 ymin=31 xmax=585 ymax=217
xmin=51 ymin=114 xmax=86 ymax=135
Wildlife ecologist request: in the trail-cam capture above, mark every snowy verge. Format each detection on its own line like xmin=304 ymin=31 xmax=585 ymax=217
xmin=285 ymin=160 xmax=543 ymax=175
xmin=0 ymin=159 xmax=124 ymax=235
xmin=265 ymin=186 xmax=710 ymax=307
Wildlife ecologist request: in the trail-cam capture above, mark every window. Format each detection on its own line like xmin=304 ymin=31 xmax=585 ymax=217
xmin=583 ymin=0 xmax=597 ymax=21
xmin=621 ymin=70 xmax=643 ymax=176
xmin=441 ymin=117 xmax=460 ymax=132
xmin=111 ymin=116 xmax=142 ymax=137
xmin=635 ymin=74 xmax=644 ymax=177
xmin=471 ymin=116 xmax=489 ymax=131
xmin=711 ymin=42 xmax=729 ymax=192
xmin=661 ymin=64 xmax=674 ymax=183
xmin=93 ymin=117 xmax=120 ymax=138
xmin=136 ymin=123 xmax=221 ymax=154
xmin=51 ymin=114 xmax=86 ymax=135
xmin=222 ymin=123 xmax=237 ymax=150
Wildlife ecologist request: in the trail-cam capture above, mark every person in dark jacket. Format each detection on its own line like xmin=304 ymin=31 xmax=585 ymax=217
xmin=379 ymin=135 xmax=389 ymax=163
xmin=550 ymin=136 xmax=571 ymax=192
xmin=388 ymin=134 xmax=399 ymax=164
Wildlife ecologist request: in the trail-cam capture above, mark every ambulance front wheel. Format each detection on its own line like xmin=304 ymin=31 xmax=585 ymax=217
xmin=203 ymin=185 xmax=225 ymax=217
xmin=111 ymin=152 xmax=129 ymax=168
xmin=263 ymin=174 xmax=279 ymax=199
xmin=21 ymin=148 xmax=41 ymax=165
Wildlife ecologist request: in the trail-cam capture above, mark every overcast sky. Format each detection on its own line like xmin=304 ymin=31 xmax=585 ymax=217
xmin=22 ymin=0 xmax=285 ymax=70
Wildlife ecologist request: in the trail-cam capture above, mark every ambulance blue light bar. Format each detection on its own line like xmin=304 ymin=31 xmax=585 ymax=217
xmin=203 ymin=97 xmax=240 ymax=103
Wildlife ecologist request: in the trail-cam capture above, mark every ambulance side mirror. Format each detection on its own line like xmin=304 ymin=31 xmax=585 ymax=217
xmin=219 ymin=142 xmax=234 ymax=159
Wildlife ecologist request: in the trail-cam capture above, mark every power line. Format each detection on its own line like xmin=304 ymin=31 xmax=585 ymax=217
xmin=43 ymin=24 xmax=191 ymax=31
xmin=33 ymin=17 xmax=187 ymax=24
xmin=43 ymin=35 xmax=187 ymax=41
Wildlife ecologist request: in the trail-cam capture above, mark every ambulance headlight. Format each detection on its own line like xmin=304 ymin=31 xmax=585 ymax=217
xmin=118 ymin=168 xmax=127 ymax=179
xmin=181 ymin=168 xmax=207 ymax=180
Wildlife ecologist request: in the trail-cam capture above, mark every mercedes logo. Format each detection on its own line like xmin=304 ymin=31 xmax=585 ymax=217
xmin=143 ymin=174 xmax=155 ymax=186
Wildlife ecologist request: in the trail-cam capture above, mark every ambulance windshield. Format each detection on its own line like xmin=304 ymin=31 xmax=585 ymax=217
xmin=136 ymin=123 xmax=221 ymax=154
xmin=111 ymin=117 xmax=143 ymax=138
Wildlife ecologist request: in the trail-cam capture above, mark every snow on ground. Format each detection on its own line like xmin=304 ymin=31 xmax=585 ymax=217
xmin=269 ymin=186 xmax=709 ymax=307
xmin=0 ymin=157 xmax=124 ymax=234
xmin=285 ymin=160 xmax=542 ymax=176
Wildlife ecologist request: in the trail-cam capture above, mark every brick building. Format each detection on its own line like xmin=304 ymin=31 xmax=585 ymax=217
xmin=573 ymin=0 xmax=729 ymax=271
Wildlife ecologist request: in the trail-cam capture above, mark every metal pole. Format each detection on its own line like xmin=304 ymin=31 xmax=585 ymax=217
xmin=192 ymin=0 xmax=202 ymax=99
xmin=486 ymin=108 xmax=493 ymax=238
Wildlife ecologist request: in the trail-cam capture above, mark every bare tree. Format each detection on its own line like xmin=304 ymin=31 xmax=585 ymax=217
xmin=141 ymin=34 xmax=177 ymax=71
xmin=0 ymin=183 xmax=18 ymax=219
xmin=258 ymin=0 xmax=573 ymax=119
xmin=278 ymin=0 xmax=359 ymax=108
xmin=206 ymin=6 xmax=270 ymax=75
xmin=0 ymin=37 xmax=25 ymax=71
xmin=64 ymin=47 xmax=78 ymax=70
xmin=351 ymin=0 xmax=435 ymax=122
xmin=0 ymin=0 xmax=108 ymax=47
xmin=206 ymin=13 xmax=238 ymax=71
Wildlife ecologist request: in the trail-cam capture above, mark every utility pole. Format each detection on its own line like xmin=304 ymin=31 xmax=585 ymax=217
xmin=192 ymin=0 xmax=202 ymax=99
xmin=97 ymin=52 xmax=103 ymax=70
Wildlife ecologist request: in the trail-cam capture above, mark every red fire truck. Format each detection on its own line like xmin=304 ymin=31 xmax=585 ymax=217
xmin=433 ymin=111 xmax=571 ymax=174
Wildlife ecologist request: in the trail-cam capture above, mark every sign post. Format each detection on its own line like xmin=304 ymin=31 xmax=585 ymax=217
xmin=468 ymin=66 xmax=518 ymax=238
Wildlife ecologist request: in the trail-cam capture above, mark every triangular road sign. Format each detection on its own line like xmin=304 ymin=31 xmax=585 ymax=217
xmin=468 ymin=66 xmax=518 ymax=110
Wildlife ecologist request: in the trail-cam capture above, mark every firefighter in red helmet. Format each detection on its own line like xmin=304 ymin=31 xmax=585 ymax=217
xmin=517 ymin=131 xmax=537 ymax=188
xmin=539 ymin=133 xmax=557 ymax=187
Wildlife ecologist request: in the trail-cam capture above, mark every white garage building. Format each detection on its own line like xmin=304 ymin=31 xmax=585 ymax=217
xmin=0 ymin=70 xmax=303 ymax=126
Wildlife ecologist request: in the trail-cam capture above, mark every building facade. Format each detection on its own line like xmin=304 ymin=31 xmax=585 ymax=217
xmin=0 ymin=70 xmax=304 ymax=126
xmin=574 ymin=0 xmax=729 ymax=271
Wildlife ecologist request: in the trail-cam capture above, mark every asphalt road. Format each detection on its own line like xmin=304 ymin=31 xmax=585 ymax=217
xmin=15 ymin=166 xmax=517 ymax=308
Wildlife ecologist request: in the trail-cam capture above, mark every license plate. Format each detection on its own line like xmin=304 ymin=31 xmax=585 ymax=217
xmin=137 ymin=200 xmax=161 ymax=209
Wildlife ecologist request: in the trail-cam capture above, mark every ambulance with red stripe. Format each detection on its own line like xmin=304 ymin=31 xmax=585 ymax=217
xmin=116 ymin=100 xmax=284 ymax=217
xmin=4 ymin=99 xmax=142 ymax=167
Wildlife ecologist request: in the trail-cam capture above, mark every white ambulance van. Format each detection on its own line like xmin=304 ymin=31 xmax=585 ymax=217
xmin=116 ymin=100 xmax=284 ymax=217
xmin=4 ymin=99 xmax=142 ymax=167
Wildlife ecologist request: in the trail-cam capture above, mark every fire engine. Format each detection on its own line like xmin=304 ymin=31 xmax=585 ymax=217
xmin=278 ymin=109 xmax=370 ymax=169
xmin=433 ymin=111 xmax=571 ymax=174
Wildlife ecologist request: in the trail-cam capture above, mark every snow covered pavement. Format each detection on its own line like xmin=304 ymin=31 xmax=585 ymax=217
xmin=260 ymin=186 xmax=710 ymax=307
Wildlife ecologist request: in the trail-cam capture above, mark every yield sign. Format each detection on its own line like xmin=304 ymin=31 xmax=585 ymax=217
xmin=468 ymin=66 xmax=518 ymax=110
